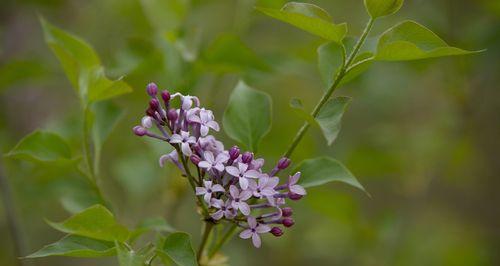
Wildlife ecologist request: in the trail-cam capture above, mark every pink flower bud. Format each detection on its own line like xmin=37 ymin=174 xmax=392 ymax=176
xmin=190 ymin=154 xmax=201 ymax=165
xmin=282 ymin=217 xmax=294 ymax=228
xmin=167 ymin=109 xmax=178 ymax=121
xmin=241 ymin=152 xmax=253 ymax=164
xmin=229 ymin=146 xmax=240 ymax=160
xmin=282 ymin=207 xmax=293 ymax=217
xmin=161 ymin=90 xmax=171 ymax=102
xmin=277 ymin=157 xmax=291 ymax=169
xmin=270 ymin=227 xmax=284 ymax=237
xmin=146 ymin=82 xmax=158 ymax=97
xmin=133 ymin=126 xmax=147 ymax=136
xmin=288 ymin=192 xmax=303 ymax=201
xmin=149 ymin=98 xmax=160 ymax=111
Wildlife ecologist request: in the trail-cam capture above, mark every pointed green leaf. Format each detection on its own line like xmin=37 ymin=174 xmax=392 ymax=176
xmin=203 ymin=34 xmax=269 ymax=73
xmin=84 ymin=67 xmax=133 ymax=103
xmin=130 ymin=217 xmax=175 ymax=241
xmin=290 ymin=98 xmax=318 ymax=127
xmin=315 ymin=97 xmax=351 ymax=145
xmin=341 ymin=52 xmax=374 ymax=85
xmin=375 ymin=20 xmax=482 ymax=61
xmin=25 ymin=235 xmax=115 ymax=258
xmin=295 ymin=157 xmax=367 ymax=193
xmin=5 ymin=131 xmax=71 ymax=163
xmin=47 ymin=204 xmax=129 ymax=242
xmin=317 ymin=42 xmax=345 ymax=88
xmin=161 ymin=232 xmax=197 ymax=266
xmin=90 ymin=101 xmax=125 ymax=163
xmin=256 ymin=2 xmax=347 ymax=43
xmin=223 ymin=81 xmax=272 ymax=152
xmin=364 ymin=0 xmax=404 ymax=18
xmin=116 ymin=242 xmax=147 ymax=266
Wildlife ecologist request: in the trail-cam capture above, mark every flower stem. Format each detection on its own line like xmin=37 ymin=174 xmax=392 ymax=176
xmin=208 ymin=223 xmax=238 ymax=259
xmin=197 ymin=222 xmax=214 ymax=262
xmin=283 ymin=17 xmax=375 ymax=158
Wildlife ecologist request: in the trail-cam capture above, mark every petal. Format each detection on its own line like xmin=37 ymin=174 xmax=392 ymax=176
xmin=247 ymin=216 xmax=257 ymax=228
xmin=244 ymin=170 xmax=261 ymax=179
xmin=187 ymin=136 xmax=197 ymax=143
xmin=206 ymin=121 xmax=220 ymax=131
xmin=211 ymin=210 xmax=223 ymax=220
xmin=211 ymin=184 xmax=225 ymax=193
xmin=180 ymin=131 xmax=190 ymax=138
xmin=200 ymin=125 xmax=209 ymax=136
xmin=225 ymin=166 xmax=240 ymax=177
xmin=215 ymin=153 xmax=229 ymax=163
xmin=239 ymin=190 xmax=253 ymax=201
xmin=267 ymin=177 xmax=280 ymax=188
xmin=211 ymin=199 xmax=222 ymax=208
xmin=290 ymin=185 xmax=306 ymax=195
xmin=239 ymin=202 xmax=251 ymax=215
xmin=239 ymin=229 xmax=253 ymax=239
xmin=169 ymin=134 xmax=182 ymax=143
xmin=289 ymin=172 xmax=301 ymax=185
xmin=203 ymin=193 xmax=212 ymax=204
xmin=188 ymin=115 xmax=201 ymax=123
xmin=159 ymin=155 xmax=169 ymax=167
xmin=251 ymin=233 xmax=261 ymax=248
xmin=229 ymin=185 xmax=239 ymax=198
xmin=239 ymin=177 xmax=249 ymax=190
xmin=261 ymin=188 xmax=276 ymax=197
xmin=141 ymin=116 xmax=153 ymax=128
xmin=203 ymin=180 xmax=213 ymax=188
xmin=256 ymin=224 xmax=271 ymax=233
xmin=238 ymin=162 xmax=248 ymax=172
xmin=181 ymin=143 xmax=192 ymax=156
xmin=195 ymin=187 xmax=206 ymax=195
xmin=203 ymin=151 xmax=215 ymax=163
xmin=213 ymin=163 xmax=224 ymax=172
xmin=198 ymin=161 xmax=212 ymax=169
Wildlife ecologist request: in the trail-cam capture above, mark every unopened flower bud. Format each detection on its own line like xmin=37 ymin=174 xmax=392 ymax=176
xmin=282 ymin=207 xmax=293 ymax=217
xmin=282 ymin=217 xmax=294 ymax=228
xmin=149 ymin=98 xmax=160 ymax=111
xmin=190 ymin=154 xmax=201 ymax=165
xmin=241 ymin=152 xmax=253 ymax=164
xmin=270 ymin=227 xmax=283 ymax=237
xmin=146 ymin=82 xmax=158 ymax=97
xmin=288 ymin=192 xmax=303 ymax=201
xmin=277 ymin=157 xmax=291 ymax=169
xmin=161 ymin=90 xmax=171 ymax=103
xmin=133 ymin=126 xmax=147 ymax=136
xmin=145 ymin=108 xmax=156 ymax=117
xmin=141 ymin=116 xmax=153 ymax=128
xmin=167 ymin=109 xmax=178 ymax=121
xmin=229 ymin=146 xmax=240 ymax=160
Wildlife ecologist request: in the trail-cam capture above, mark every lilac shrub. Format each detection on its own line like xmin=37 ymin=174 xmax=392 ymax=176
xmin=133 ymin=83 xmax=306 ymax=248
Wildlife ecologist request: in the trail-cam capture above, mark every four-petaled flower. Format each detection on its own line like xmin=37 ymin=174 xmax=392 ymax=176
xmin=249 ymin=174 xmax=279 ymax=198
xmin=288 ymin=172 xmax=306 ymax=195
xmin=198 ymin=151 xmax=229 ymax=172
xmin=210 ymin=199 xmax=236 ymax=220
xmin=188 ymin=108 xmax=220 ymax=136
xmin=239 ymin=216 xmax=271 ymax=248
xmin=169 ymin=131 xmax=196 ymax=156
xmin=196 ymin=180 xmax=225 ymax=204
xmin=226 ymin=163 xmax=260 ymax=190
xmin=229 ymin=185 xmax=252 ymax=215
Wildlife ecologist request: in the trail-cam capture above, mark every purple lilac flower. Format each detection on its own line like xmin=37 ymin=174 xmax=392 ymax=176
xmin=239 ymin=216 xmax=271 ymax=248
xmin=225 ymin=163 xmax=260 ymax=190
xmin=210 ymin=199 xmax=236 ymax=220
xmin=287 ymin=172 xmax=307 ymax=195
xmin=187 ymin=108 xmax=220 ymax=136
xmin=198 ymin=151 xmax=229 ymax=172
xmin=229 ymin=185 xmax=252 ymax=215
xmin=249 ymin=174 xmax=279 ymax=198
xmin=195 ymin=180 xmax=225 ymax=204
xmin=169 ymin=131 xmax=196 ymax=156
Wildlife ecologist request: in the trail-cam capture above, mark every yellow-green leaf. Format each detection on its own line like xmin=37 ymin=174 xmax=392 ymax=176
xmin=160 ymin=232 xmax=197 ymax=266
xmin=364 ymin=0 xmax=404 ymax=18
xmin=317 ymin=41 xmax=345 ymax=88
xmin=256 ymin=2 xmax=347 ymax=43
xmin=25 ymin=235 xmax=115 ymax=258
xmin=315 ymin=97 xmax=351 ymax=145
xmin=5 ymin=131 xmax=71 ymax=163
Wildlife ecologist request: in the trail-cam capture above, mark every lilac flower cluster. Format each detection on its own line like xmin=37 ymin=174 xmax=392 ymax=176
xmin=133 ymin=83 xmax=307 ymax=248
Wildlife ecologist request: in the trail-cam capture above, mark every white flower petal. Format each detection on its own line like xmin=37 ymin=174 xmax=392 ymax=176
xmin=239 ymin=177 xmax=249 ymax=190
xmin=225 ymin=166 xmax=240 ymax=177
xmin=251 ymin=233 xmax=261 ymax=248
xmin=239 ymin=229 xmax=253 ymax=239
xmin=181 ymin=142 xmax=192 ymax=156
xmin=169 ymin=134 xmax=183 ymax=143
xmin=239 ymin=202 xmax=250 ymax=215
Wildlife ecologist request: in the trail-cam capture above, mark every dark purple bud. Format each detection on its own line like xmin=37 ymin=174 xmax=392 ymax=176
xmin=146 ymin=82 xmax=158 ymax=97
xmin=282 ymin=217 xmax=294 ymax=228
xmin=288 ymin=192 xmax=303 ymax=201
xmin=145 ymin=108 xmax=156 ymax=117
xmin=167 ymin=109 xmax=178 ymax=121
xmin=282 ymin=207 xmax=293 ymax=217
xmin=190 ymin=154 xmax=201 ymax=165
xmin=161 ymin=90 xmax=171 ymax=102
xmin=229 ymin=146 xmax=240 ymax=160
xmin=270 ymin=227 xmax=283 ymax=237
xmin=149 ymin=98 xmax=160 ymax=111
xmin=241 ymin=152 xmax=253 ymax=164
xmin=133 ymin=126 xmax=147 ymax=136
xmin=277 ymin=157 xmax=291 ymax=169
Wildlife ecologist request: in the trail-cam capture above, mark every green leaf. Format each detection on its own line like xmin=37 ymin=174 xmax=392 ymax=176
xmin=317 ymin=42 xmax=345 ymax=88
xmin=256 ymin=2 xmax=347 ymax=43
xmin=161 ymin=232 xmax=197 ymax=266
xmin=364 ymin=0 xmax=404 ymax=18
xmin=130 ymin=217 xmax=175 ymax=241
xmin=40 ymin=18 xmax=132 ymax=103
xmin=47 ymin=204 xmax=129 ymax=242
xmin=375 ymin=20 xmax=482 ymax=61
xmin=223 ymin=81 xmax=272 ymax=152
xmin=116 ymin=242 xmax=147 ymax=266
xmin=315 ymin=97 xmax=351 ymax=145
xmin=341 ymin=52 xmax=374 ymax=85
xmin=295 ymin=157 xmax=367 ymax=193
xmin=25 ymin=235 xmax=115 ymax=258
xmin=203 ymin=34 xmax=269 ymax=73
xmin=5 ymin=131 xmax=72 ymax=163
xmin=290 ymin=98 xmax=318 ymax=127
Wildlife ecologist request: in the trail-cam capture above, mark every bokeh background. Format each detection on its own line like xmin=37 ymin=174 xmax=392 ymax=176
xmin=1 ymin=0 xmax=499 ymax=265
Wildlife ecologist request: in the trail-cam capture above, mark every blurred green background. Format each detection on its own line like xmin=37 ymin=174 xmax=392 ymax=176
xmin=1 ymin=0 xmax=499 ymax=265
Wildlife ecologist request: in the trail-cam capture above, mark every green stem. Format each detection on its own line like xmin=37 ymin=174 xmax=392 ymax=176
xmin=197 ymin=222 xmax=214 ymax=262
xmin=283 ymin=17 xmax=375 ymax=158
xmin=208 ymin=223 xmax=237 ymax=259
